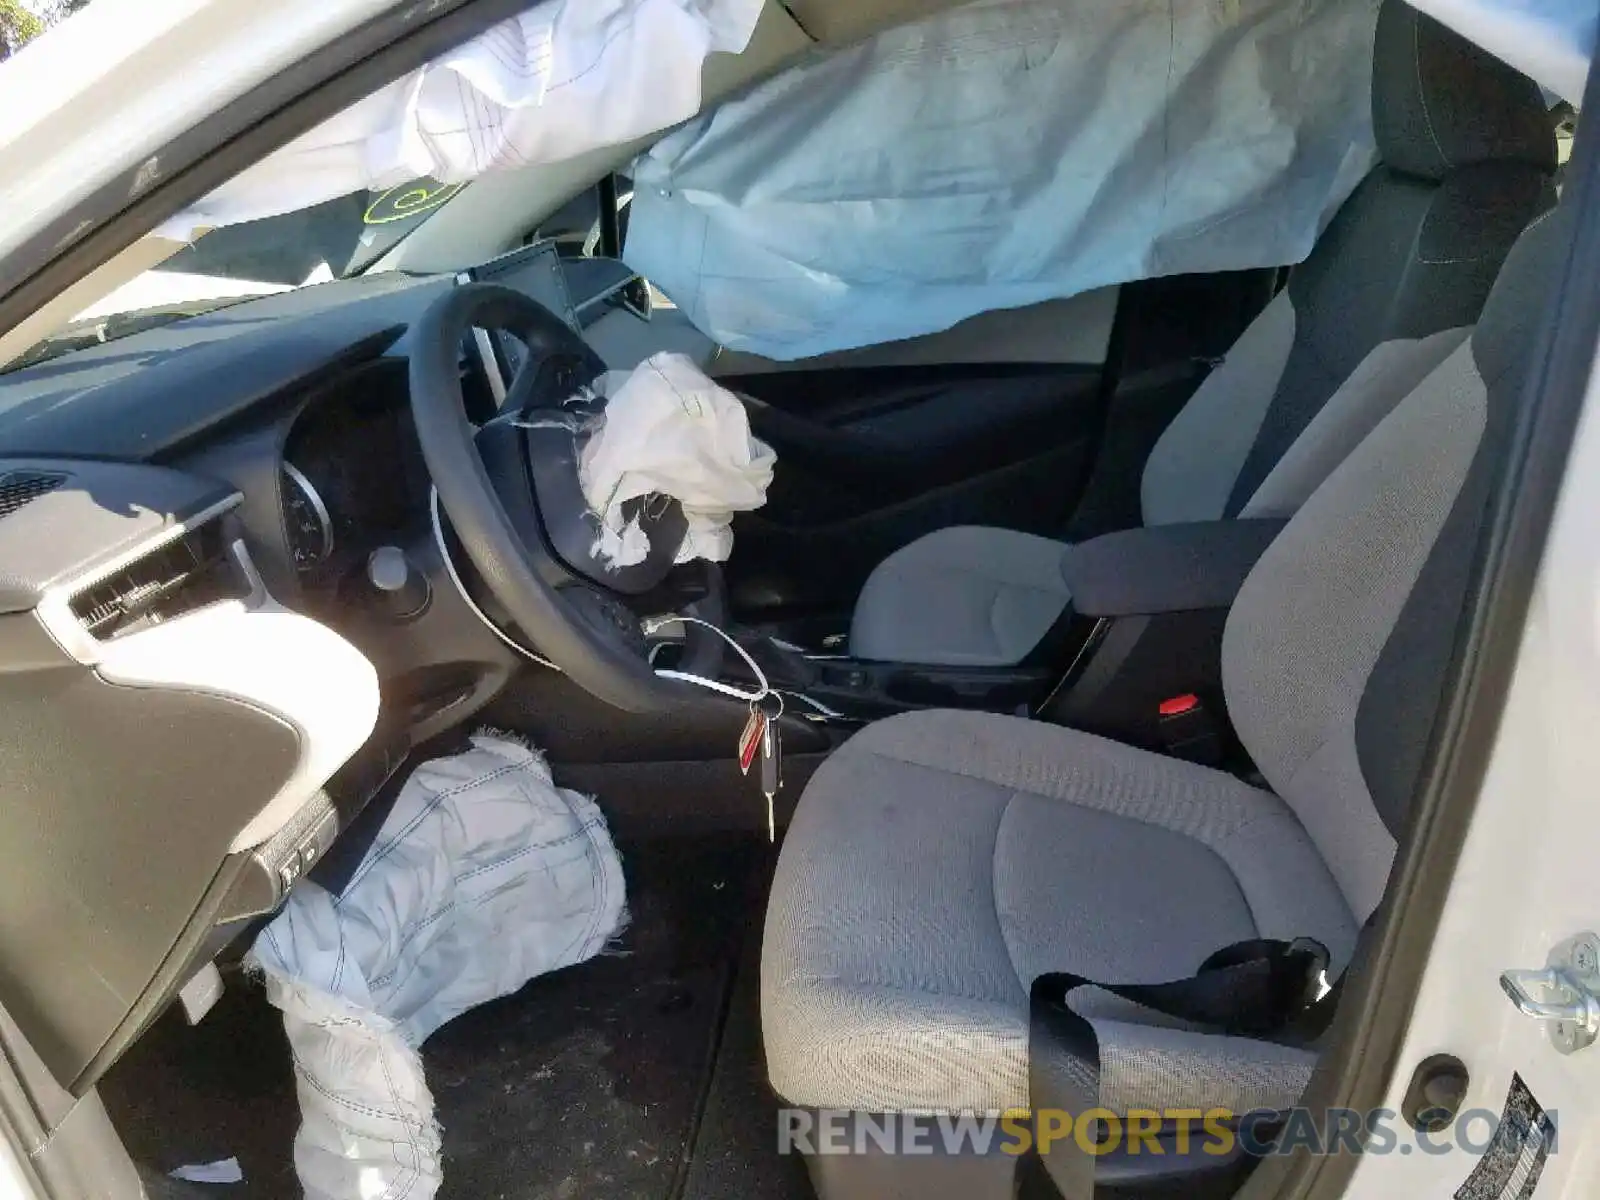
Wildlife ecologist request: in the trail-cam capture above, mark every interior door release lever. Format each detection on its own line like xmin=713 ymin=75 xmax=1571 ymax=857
xmin=1500 ymin=932 xmax=1600 ymax=1054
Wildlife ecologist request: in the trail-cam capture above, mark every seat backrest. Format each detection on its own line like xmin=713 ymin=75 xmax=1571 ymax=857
xmin=1220 ymin=204 xmax=1565 ymax=924
xmin=1140 ymin=0 xmax=1554 ymax=530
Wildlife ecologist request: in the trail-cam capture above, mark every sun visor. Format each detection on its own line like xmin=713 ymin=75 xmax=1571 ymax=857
xmin=160 ymin=0 xmax=763 ymax=239
xmin=1408 ymin=0 xmax=1595 ymax=103
xmin=624 ymin=0 xmax=1382 ymax=361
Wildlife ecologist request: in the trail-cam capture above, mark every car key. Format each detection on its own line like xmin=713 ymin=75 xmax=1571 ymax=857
xmin=759 ymin=710 xmax=782 ymax=843
xmin=738 ymin=703 xmax=766 ymax=776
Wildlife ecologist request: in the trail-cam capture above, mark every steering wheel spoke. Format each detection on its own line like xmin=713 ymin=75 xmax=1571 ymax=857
xmin=502 ymin=349 xmax=597 ymax=416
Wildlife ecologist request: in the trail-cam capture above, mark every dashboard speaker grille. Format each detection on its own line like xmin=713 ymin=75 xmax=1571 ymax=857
xmin=0 ymin=470 xmax=67 ymax=518
xmin=69 ymin=519 xmax=250 ymax=640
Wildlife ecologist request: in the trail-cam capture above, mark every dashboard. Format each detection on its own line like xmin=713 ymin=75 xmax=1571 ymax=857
xmin=275 ymin=245 xmax=611 ymax=597
xmin=0 ymin=240 xmax=713 ymax=1096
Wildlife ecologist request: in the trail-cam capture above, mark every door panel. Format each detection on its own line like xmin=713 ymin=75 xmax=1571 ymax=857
xmin=729 ymin=437 xmax=1093 ymax=614
xmin=709 ymin=287 xmax=1120 ymax=374
xmin=720 ymin=272 xmax=1277 ymax=621
xmin=724 ymin=362 xmax=1104 ymax=614
xmin=738 ymin=364 xmax=1103 ymax=504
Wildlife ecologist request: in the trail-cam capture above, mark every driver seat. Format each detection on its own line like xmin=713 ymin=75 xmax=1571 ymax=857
xmin=760 ymin=205 xmax=1562 ymax=1198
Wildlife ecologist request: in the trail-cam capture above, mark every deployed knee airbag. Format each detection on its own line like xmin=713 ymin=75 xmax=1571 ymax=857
xmin=250 ymin=734 xmax=627 ymax=1200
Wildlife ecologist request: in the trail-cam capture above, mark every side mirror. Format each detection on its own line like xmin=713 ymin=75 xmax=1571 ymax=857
xmin=620 ymin=274 xmax=653 ymax=322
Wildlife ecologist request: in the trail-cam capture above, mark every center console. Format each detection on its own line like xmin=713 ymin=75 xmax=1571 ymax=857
xmin=1035 ymin=518 xmax=1284 ymax=749
xmin=730 ymin=518 xmax=1287 ymax=754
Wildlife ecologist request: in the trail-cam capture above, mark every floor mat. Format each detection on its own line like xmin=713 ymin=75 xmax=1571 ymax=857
xmin=678 ymin=891 xmax=814 ymax=1200
xmin=102 ymin=836 xmax=764 ymax=1200
xmin=428 ymin=836 xmax=756 ymax=1199
xmin=100 ymin=968 xmax=301 ymax=1198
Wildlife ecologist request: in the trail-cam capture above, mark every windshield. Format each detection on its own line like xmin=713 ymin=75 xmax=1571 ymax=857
xmin=161 ymin=177 xmax=462 ymax=285
xmin=5 ymin=176 xmax=459 ymax=372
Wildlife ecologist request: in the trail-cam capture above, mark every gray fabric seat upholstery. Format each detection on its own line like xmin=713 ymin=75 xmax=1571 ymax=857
xmin=850 ymin=527 xmax=1075 ymax=667
xmin=848 ymin=2 xmax=1553 ymax=668
xmin=762 ymin=709 xmax=1355 ymax=1114
xmin=764 ymin=197 xmax=1566 ymax=1132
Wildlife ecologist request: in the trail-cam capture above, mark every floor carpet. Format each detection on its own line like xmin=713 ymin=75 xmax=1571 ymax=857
xmin=102 ymin=835 xmax=771 ymax=1200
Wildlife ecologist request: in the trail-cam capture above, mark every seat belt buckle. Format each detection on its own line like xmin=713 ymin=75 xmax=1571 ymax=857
xmin=1157 ymin=693 xmax=1223 ymax=765
xmin=1288 ymin=936 xmax=1334 ymax=1006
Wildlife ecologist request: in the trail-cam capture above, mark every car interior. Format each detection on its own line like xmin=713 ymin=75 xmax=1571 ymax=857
xmin=0 ymin=0 xmax=1582 ymax=1198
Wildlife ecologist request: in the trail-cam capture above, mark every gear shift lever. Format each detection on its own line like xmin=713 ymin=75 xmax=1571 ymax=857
xmin=736 ymin=633 xmax=819 ymax=691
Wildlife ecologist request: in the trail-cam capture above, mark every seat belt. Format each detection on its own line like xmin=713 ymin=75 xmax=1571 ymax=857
xmin=1029 ymin=937 xmax=1338 ymax=1199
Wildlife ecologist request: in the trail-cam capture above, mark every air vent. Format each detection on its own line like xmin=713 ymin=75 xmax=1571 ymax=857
xmin=0 ymin=470 xmax=66 ymax=518
xmin=69 ymin=519 xmax=250 ymax=641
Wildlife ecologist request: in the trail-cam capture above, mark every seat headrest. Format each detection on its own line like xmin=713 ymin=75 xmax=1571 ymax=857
xmin=1373 ymin=0 xmax=1557 ymax=182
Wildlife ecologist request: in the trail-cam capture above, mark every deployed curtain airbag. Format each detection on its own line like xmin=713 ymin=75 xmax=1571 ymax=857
xmin=625 ymin=0 xmax=1383 ymax=360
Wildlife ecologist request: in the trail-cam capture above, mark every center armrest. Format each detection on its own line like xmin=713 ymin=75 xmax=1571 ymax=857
xmin=1059 ymin=519 xmax=1288 ymax=617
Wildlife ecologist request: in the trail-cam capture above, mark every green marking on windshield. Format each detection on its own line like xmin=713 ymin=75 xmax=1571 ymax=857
xmin=363 ymin=180 xmax=465 ymax=226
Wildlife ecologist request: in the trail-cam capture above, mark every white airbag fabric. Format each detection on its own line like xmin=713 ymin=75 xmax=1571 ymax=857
xmin=580 ymin=352 xmax=776 ymax=566
xmin=626 ymin=0 xmax=1381 ymax=360
xmin=250 ymin=733 xmax=627 ymax=1200
xmin=162 ymin=0 xmax=762 ymax=238
xmin=1411 ymin=0 xmax=1595 ymax=102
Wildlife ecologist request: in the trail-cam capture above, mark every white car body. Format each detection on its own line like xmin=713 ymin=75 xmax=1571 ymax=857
xmin=0 ymin=0 xmax=394 ymax=266
xmin=0 ymin=0 xmax=398 ymax=362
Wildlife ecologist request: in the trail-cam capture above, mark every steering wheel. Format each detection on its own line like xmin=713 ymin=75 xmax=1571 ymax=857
xmin=410 ymin=283 xmax=726 ymax=712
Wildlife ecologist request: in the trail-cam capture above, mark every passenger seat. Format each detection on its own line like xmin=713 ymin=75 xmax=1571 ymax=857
xmin=848 ymin=0 xmax=1555 ymax=668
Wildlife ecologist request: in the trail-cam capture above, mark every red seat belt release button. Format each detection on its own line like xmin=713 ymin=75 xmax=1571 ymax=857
xmin=1156 ymin=693 xmax=1221 ymax=765
xmin=1159 ymin=693 xmax=1200 ymax=717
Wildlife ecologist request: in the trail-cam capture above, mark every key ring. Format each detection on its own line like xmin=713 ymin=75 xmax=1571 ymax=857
xmin=644 ymin=614 xmax=771 ymax=704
